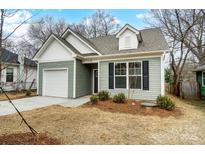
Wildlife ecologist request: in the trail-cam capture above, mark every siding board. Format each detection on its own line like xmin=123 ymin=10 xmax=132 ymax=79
xmin=38 ymin=61 xmax=74 ymax=98
xmin=99 ymin=57 xmax=161 ymax=100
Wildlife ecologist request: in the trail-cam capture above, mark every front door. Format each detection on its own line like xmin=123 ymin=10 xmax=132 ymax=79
xmin=93 ymin=69 xmax=98 ymax=93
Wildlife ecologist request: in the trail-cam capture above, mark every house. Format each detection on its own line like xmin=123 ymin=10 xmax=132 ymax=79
xmin=33 ymin=24 xmax=169 ymax=100
xmin=0 ymin=49 xmax=37 ymax=91
xmin=193 ymin=65 xmax=205 ymax=98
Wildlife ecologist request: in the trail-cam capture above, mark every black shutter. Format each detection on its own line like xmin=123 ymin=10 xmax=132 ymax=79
xmin=143 ymin=61 xmax=149 ymax=90
xmin=109 ymin=63 xmax=114 ymax=89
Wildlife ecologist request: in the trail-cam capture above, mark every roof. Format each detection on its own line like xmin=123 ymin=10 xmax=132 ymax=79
xmin=0 ymin=49 xmax=20 ymax=64
xmin=61 ymin=27 xmax=100 ymax=55
xmin=24 ymin=57 xmax=37 ymax=67
xmin=116 ymin=24 xmax=140 ymax=38
xmin=88 ymin=27 xmax=169 ymax=55
xmin=34 ymin=24 xmax=169 ymax=60
xmin=193 ymin=65 xmax=205 ymax=72
xmin=0 ymin=48 xmax=37 ymax=67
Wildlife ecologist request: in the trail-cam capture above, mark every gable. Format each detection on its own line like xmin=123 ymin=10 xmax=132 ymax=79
xmin=65 ymin=34 xmax=95 ymax=54
xmin=38 ymin=39 xmax=74 ymax=62
xmin=119 ymin=28 xmax=139 ymax=50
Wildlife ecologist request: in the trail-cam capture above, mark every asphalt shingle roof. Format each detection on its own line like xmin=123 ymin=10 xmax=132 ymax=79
xmin=88 ymin=27 xmax=169 ymax=55
xmin=0 ymin=48 xmax=37 ymax=67
xmin=24 ymin=57 xmax=37 ymax=67
xmin=0 ymin=49 xmax=19 ymax=64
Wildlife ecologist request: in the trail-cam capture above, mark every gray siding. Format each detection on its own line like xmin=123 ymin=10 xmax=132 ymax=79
xmin=38 ymin=61 xmax=74 ymax=98
xmin=99 ymin=57 xmax=161 ymax=100
xmin=76 ymin=59 xmax=92 ymax=97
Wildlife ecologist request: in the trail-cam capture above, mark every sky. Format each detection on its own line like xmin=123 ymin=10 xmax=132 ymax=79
xmin=29 ymin=9 xmax=151 ymax=29
xmin=4 ymin=9 xmax=152 ymax=43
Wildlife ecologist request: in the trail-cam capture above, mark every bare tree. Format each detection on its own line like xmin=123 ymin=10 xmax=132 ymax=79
xmin=28 ymin=16 xmax=68 ymax=53
xmin=152 ymin=9 xmax=205 ymax=65
xmin=148 ymin=9 xmax=204 ymax=96
xmin=0 ymin=9 xmax=33 ymax=82
xmin=70 ymin=10 xmax=120 ymax=38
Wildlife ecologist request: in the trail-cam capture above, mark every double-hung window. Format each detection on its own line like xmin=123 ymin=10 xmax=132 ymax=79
xmin=203 ymin=72 xmax=205 ymax=87
xmin=6 ymin=68 xmax=14 ymax=82
xmin=114 ymin=62 xmax=142 ymax=89
xmin=129 ymin=62 xmax=142 ymax=89
xmin=115 ymin=63 xmax=127 ymax=88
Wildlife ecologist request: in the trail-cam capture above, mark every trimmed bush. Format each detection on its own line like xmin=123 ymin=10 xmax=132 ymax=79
xmin=156 ymin=95 xmax=175 ymax=110
xmin=113 ymin=93 xmax=126 ymax=104
xmin=25 ymin=90 xmax=31 ymax=96
xmin=90 ymin=95 xmax=98 ymax=104
xmin=98 ymin=90 xmax=110 ymax=101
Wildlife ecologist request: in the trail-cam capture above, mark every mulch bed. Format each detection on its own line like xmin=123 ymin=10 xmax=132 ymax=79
xmin=83 ymin=100 xmax=183 ymax=118
xmin=0 ymin=132 xmax=61 ymax=145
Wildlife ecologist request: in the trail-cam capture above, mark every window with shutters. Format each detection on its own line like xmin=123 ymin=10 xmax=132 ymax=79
xmin=114 ymin=61 xmax=143 ymax=89
xmin=115 ymin=63 xmax=127 ymax=88
xmin=128 ymin=62 xmax=142 ymax=89
xmin=6 ymin=68 xmax=14 ymax=82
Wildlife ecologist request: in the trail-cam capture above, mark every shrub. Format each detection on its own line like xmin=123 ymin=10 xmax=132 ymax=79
xmin=98 ymin=90 xmax=110 ymax=101
xmin=113 ymin=93 xmax=126 ymax=104
xmin=156 ymin=95 xmax=175 ymax=110
xmin=90 ymin=95 xmax=98 ymax=104
xmin=25 ymin=90 xmax=31 ymax=96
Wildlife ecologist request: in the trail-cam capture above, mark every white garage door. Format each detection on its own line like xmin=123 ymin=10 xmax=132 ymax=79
xmin=43 ymin=69 xmax=68 ymax=98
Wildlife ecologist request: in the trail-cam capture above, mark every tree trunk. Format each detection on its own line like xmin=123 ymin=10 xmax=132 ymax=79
xmin=172 ymin=73 xmax=180 ymax=96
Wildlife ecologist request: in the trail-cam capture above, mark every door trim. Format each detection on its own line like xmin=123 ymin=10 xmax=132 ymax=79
xmin=92 ymin=69 xmax=98 ymax=94
xmin=42 ymin=68 xmax=69 ymax=97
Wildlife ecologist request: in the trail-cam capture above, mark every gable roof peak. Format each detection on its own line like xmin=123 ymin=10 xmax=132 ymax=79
xmin=116 ymin=24 xmax=140 ymax=38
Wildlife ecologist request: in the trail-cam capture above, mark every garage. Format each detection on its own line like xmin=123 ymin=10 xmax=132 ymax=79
xmin=43 ymin=69 xmax=68 ymax=98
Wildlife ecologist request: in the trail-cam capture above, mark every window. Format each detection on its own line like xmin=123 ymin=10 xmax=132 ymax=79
xmin=129 ymin=62 xmax=142 ymax=89
xmin=6 ymin=68 xmax=14 ymax=82
xmin=203 ymin=72 xmax=205 ymax=87
xmin=124 ymin=36 xmax=131 ymax=48
xmin=114 ymin=61 xmax=142 ymax=89
xmin=115 ymin=63 xmax=127 ymax=88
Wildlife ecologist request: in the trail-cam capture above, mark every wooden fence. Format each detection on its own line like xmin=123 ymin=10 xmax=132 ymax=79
xmin=165 ymin=81 xmax=199 ymax=99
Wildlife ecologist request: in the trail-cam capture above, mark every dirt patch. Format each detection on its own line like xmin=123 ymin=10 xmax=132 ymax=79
xmin=0 ymin=91 xmax=37 ymax=101
xmin=0 ymin=132 xmax=61 ymax=145
xmin=82 ymin=100 xmax=183 ymax=118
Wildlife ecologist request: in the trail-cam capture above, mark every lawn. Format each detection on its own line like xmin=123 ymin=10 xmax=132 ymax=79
xmin=0 ymin=91 xmax=37 ymax=101
xmin=0 ymin=95 xmax=205 ymax=144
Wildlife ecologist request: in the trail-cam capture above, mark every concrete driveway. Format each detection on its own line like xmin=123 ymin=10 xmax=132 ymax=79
xmin=0 ymin=96 xmax=90 ymax=116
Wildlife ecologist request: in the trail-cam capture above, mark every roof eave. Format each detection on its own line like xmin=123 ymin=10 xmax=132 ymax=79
xmin=81 ymin=50 xmax=165 ymax=63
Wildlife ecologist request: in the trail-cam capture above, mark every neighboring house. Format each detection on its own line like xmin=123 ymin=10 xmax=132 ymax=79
xmin=193 ymin=65 xmax=205 ymax=98
xmin=0 ymin=49 xmax=37 ymax=91
xmin=33 ymin=24 xmax=169 ymax=100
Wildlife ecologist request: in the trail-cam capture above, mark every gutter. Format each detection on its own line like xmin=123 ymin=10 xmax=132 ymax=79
xmin=75 ymin=50 xmax=166 ymax=63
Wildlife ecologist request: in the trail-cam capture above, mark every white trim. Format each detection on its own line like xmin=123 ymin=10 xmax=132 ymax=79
xmin=161 ymin=55 xmax=165 ymax=95
xmin=38 ymin=59 xmax=74 ymax=63
xmin=92 ymin=69 xmax=98 ymax=94
xmin=81 ymin=50 xmax=166 ymax=64
xmin=62 ymin=28 xmax=102 ymax=56
xmin=98 ymin=61 xmax=100 ymax=92
xmin=116 ymin=24 xmax=139 ymax=38
xmin=128 ymin=61 xmax=143 ymax=90
xmin=73 ymin=59 xmax=76 ymax=98
xmin=33 ymin=34 xmax=77 ymax=61
xmin=42 ymin=68 xmax=69 ymax=98
xmin=37 ymin=62 xmax=39 ymax=94
xmin=82 ymin=55 xmax=162 ymax=64
xmin=114 ymin=62 xmax=127 ymax=89
xmin=113 ymin=61 xmax=143 ymax=90
xmin=202 ymin=71 xmax=205 ymax=87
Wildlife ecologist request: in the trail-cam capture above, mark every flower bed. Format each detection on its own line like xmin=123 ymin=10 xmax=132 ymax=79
xmin=83 ymin=99 xmax=183 ymax=118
